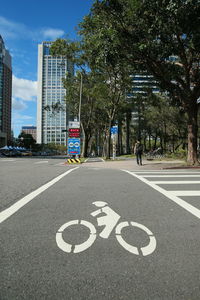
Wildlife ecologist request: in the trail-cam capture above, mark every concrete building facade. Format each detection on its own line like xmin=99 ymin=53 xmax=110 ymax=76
xmin=0 ymin=35 xmax=12 ymax=147
xmin=21 ymin=126 xmax=37 ymax=141
xmin=37 ymin=41 xmax=74 ymax=145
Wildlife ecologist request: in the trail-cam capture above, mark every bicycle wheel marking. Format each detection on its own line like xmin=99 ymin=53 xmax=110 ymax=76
xmin=115 ymin=221 xmax=156 ymax=256
xmin=56 ymin=202 xmax=156 ymax=256
xmin=56 ymin=220 xmax=96 ymax=253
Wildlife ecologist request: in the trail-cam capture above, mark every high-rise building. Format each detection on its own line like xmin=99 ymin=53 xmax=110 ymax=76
xmin=0 ymin=35 xmax=12 ymax=147
xmin=21 ymin=125 xmax=37 ymax=141
xmin=37 ymin=41 xmax=74 ymax=145
xmin=131 ymin=74 xmax=159 ymax=96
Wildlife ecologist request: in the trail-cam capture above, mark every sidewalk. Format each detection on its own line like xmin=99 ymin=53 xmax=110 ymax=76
xmin=82 ymin=158 xmax=200 ymax=170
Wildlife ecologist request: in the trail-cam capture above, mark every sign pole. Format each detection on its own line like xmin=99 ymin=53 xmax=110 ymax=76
xmin=112 ymin=134 xmax=116 ymax=160
xmin=111 ymin=125 xmax=118 ymax=160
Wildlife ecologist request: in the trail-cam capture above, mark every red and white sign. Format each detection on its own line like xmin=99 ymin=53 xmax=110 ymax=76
xmin=68 ymin=128 xmax=80 ymax=138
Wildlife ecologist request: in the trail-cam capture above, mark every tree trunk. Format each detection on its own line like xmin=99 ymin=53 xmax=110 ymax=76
xmin=83 ymin=134 xmax=90 ymax=157
xmin=153 ymin=133 xmax=157 ymax=149
xmin=148 ymin=131 xmax=151 ymax=150
xmin=106 ymin=119 xmax=113 ymax=159
xmin=81 ymin=122 xmax=85 ymax=157
xmin=126 ymin=111 xmax=131 ymax=154
xmin=106 ymin=129 xmax=111 ymax=159
xmin=117 ymin=119 xmax=123 ymax=155
xmin=144 ymin=135 xmax=147 ymax=152
xmin=187 ymin=105 xmax=199 ymax=165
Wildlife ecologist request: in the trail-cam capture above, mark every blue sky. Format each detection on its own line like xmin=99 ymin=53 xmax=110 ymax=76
xmin=0 ymin=0 xmax=93 ymax=137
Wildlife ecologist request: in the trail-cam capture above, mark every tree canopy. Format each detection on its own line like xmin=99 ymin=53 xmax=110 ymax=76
xmin=79 ymin=0 xmax=200 ymax=163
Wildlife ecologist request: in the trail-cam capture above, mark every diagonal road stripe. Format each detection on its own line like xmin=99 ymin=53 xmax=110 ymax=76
xmin=0 ymin=167 xmax=79 ymax=224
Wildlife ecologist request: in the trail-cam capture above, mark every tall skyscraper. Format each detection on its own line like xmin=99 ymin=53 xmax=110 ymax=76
xmin=37 ymin=41 xmax=74 ymax=145
xmin=0 ymin=35 xmax=12 ymax=147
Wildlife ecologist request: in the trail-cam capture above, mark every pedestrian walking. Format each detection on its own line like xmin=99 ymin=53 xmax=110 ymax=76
xmin=134 ymin=140 xmax=143 ymax=165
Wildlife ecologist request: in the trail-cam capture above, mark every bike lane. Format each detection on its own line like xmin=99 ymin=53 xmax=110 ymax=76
xmin=1 ymin=167 xmax=200 ymax=300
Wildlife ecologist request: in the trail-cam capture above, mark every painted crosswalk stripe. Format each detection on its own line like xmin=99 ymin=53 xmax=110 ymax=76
xmin=170 ymin=191 xmax=200 ymax=196
xmin=122 ymin=170 xmax=200 ymax=219
xmin=153 ymin=181 xmax=200 ymax=184
xmin=143 ymin=175 xmax=200 ymax=178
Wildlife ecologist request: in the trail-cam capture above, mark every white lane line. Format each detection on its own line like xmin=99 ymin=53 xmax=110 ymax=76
xmin=0 ymin=159 xmax=16 ymax=162
xmin=143 ymin=175 xmax=200 ymax=178
xmin=35 ymin=161 xmax=49 ymax=164
xmin=122 ymin=170 xmax=200 ymax=219
xmin=54 ymin=162 xmax=65 ymax=166
xmin=154 ymin=181 xmax=200 ymax=184
xmin=170 ymin=191 xmax=200 ymax=196
xmin=0 ymin=167 xmax=79 ymax=224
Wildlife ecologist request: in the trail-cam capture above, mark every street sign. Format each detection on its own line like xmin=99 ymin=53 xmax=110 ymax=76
xmin=68 ymin=138 xmax=81 ymax=155
xmin=68 ymin=128 xmax=80 ymax=138
xmin=68 ymin=121 xmax=80 ymax=128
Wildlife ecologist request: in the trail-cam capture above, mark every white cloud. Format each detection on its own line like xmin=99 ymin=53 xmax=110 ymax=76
xmin=40 ymin=28 xmax=65 ymax=40
xmin=12 ymin=75 xmax=37 ymax=102
xmin=13 ymin=112 xmax=33 ymax=122
xmin=12 ymin=112 xmax=34 ymax=136
xmin=0 ymin=16 xmax=30 ymax=39
xmin=0 ymin=16 xmax=64 ymax=41
xmin=12 ymin=98 xmax=27 ymax=111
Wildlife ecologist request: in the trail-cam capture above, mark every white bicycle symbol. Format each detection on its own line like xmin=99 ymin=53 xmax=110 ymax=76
xmin=56 ymin=201 xmax=156 ymax=256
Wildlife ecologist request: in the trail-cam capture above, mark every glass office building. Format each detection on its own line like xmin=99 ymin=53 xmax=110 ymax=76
xmin=0 ymin=35 xmax=12 ymax=147
xmin=127 ymin=73 xmax=159 ymax=99
xmin=37 ymin=41 xmax=74 ymax=145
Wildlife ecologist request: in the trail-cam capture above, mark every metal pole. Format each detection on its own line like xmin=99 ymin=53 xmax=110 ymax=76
xmin=78 ymin=72 xmax=83 ymax=158
xmin=79 ymin=72 xmax=83 ymax=124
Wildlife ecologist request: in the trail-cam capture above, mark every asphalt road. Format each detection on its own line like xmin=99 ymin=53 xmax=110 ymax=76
xmin=0 ymin=157 xmax=200 ymax=300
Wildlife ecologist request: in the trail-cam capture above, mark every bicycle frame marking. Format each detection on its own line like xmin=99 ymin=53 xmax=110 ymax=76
xmin=56 ymin=202 xmax=157 ymax=256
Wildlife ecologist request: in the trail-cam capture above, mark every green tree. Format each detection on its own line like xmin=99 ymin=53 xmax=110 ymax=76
xmin=18 ymin=132 xmax=36 ymax=150
xmin=51 ymin=35 xmax=132 ymax=158
xmin=143 ymin=94 xmax=187 ymax=152
xmin=63 ymin=71 xmax=110 ymax=157
xmin=79 ymin=14 xmax=132 ymax=158
xmin=88 ymin=0 xmax=200 ymax=164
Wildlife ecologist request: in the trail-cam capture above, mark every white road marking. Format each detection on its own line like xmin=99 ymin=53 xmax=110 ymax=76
xmin=56 ymin=220 xmax=97 ymax=253
xmin=0 ymin=159 xmax=16 ymax=162
xmin=35 ymin=160 xmax=49 ymax=164
xmin=170 ymin=191 xmax=200 ymax=196
xmin=0 ymin=167 xmax=79 ymax=224
xmin=143 ymin=175 xmax=200 ymax=178
xmin=123 ymin=170 xmax=200 ymax=219
xmin=153 ymin=181 xmax=200 ymax=184
xmin=56 ymin=203 xmax=157 ymax=256
xmin=115 ymin=221 xmax=156 ymax=256
xmin=54 ymin=162 xmax=65 ymax=166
